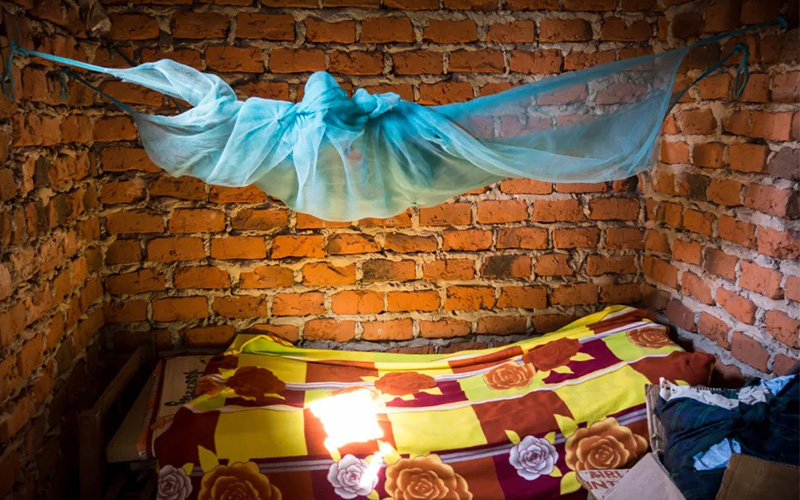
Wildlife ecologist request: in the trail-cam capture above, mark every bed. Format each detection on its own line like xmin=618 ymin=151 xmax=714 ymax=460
xmin=109 ymin=306 xmax=714 ymax=500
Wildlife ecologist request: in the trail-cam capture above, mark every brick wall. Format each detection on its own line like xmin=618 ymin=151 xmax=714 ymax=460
xmin=1 ymin=3 xmax=107 ymax=499
xmin=1 ymin=0 xmax=797 ymax=497
xmin=643 ymin=0 xmax=799 ymax=381
xmin=94 ymin=0 xmax=661 ymax=354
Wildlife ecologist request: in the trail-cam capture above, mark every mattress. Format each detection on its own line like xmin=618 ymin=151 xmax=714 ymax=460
xmin=135 ymin=306 xmax=715 ymax=500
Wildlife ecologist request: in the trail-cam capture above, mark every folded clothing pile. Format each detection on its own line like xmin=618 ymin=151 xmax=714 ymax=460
xmin=655 ymin=374 xmax=799 ymax=500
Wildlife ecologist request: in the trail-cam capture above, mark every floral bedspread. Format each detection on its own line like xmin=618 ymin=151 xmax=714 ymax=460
xmin=150 ymin=306 xmax=714 ymax=500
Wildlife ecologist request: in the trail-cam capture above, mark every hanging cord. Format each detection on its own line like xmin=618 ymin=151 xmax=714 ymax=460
xmin=669 ymin=15 xmax=789 ymax=106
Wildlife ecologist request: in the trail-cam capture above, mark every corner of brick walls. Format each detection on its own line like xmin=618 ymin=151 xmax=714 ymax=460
xmin=642 ymin=1 xmax=799 ymax=381
xmin=0 ymin=3 xmax=108 ymax=499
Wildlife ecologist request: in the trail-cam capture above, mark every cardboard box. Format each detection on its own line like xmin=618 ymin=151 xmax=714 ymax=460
xmin=576 ymin=469 xmax=629 ymax=500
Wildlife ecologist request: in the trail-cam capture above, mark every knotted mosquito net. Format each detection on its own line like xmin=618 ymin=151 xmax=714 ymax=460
xmin=2 ymin=18 xmax=785 ymax=220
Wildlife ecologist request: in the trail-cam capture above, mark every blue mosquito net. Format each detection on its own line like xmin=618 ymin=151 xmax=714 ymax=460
xmin=2 ymin=18 xmax=786 ymax=221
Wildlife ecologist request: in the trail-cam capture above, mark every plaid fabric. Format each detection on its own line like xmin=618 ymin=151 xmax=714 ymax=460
xmin=149 ymin=306 xmax=714 ymax=500
xmin=656 ymin=375 xmax=800 ymax=500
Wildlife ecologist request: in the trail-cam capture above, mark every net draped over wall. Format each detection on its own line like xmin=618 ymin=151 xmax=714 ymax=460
xmin=2 ymin=19 xmax=783 ymax=220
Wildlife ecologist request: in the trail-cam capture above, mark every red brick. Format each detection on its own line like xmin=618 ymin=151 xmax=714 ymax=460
xmin=240 ymin=266 xmax=295 ymax=289
xmin=362 ymin=259 xmax=416 ymax=282
xmin=443 ymin=230 xmax=492 ymax=251
xmin=173 ymin=12 xmax=229 ymax=39
xmin=106 ymin=269 xmax=165 ymax=295
xmin=666 ymin=299 xmax=695 ymax=332
xmin=210 ymin=236 xmax=266 ymax=260
xmin=105 ymin=210 xmax=163 ymax=235
xmin=660 ymin=141 xmax=690 ymax=164
xmin=418 ymin=82 xmax=474 ymax=105
xmin=423 ymin=259 xmax=475 ymax=280
xmin=682 ymin=272 xmax=713 ymax=305
xmin=209 ymin=185 xmax=267 ymax=204
xmin=535 ymin=253 xmax=574 ymax=276
xmin=740 ymin=261 xmax=782 ymax=299
xmin=420 ymin=204 xmax=471 ymax=226
xmin=183 ymin=326 xmax=236 ymax=348
xmin=607 ymin=228 xmax=644 ymax=250
xmin=701 ymin=248 xmax=736 ymax=281
xmin=683 ymin=209 xmax=714 ymax=237
xmin=392 ymin=51 xmax=443 ymax=75
xmin=100 ymin=180 xmax=145 ymax=205
xmin=305 ymin=18 xmax=355 ymax=43
xmin=329 ymin=51 xmax=383 ymax=76
xmin=588 ymin=198 xmax=639 ymax=221
xmin=499 ymin=179 xmax=552 ymax=194
xmin=532 ymin=199 xmax=582 ymax=222
xmin=327 ymin=234 xmax=380 ymax=254
xmin=745 ymin=184 xmax=798 ymax=218
xmin=715 ymin=289 xmax=756 ymax=325
xmin=169 ymin=208 xmax=225 ymax=233
xmin=751 ymin=111 xmax=793 ymax=141
xmin=443 ymin=0 xmax=497 ymax=9
xmin=384 ymin=0 xmax=437 ymax=7
xmin=271 ymin=235 xmax=326 ymax=259
xmin=385 ymin=290 xmax=439 ymax=312
xmin=476 ymin=316 xmax=527 ymax=335
xmin=729 ymin=143 xmax=767 ymax=173
xmin=175 ymin=266 xmax=230 ymax=289
xmin=206 ymin=46 xmax=264 ymax=73
xmin=600 ymin=18 xmax=652 ymax=41
xmin=147 ymin=237 xmax=205 ymax=262
xmin=362 ymin=17 xmax=414 ymax=43
xmin=497 ymin=286 xmax=546 ymax=309
xmin=108 ymin=13 xmax=159 ymax=40
xmin=707 ymin=179 xmax=743 ymax=206
xmin=540 ymin=18 xmax=592 ymax=42
xmin=731 ymin=332 xmax=769 ymax=372
xmin=509 ymin=50 xmax=562 ymax=74
xmin=551 ymin=284 xmax=598 ymax=306
xmin=476 ymin=200 xmax=528 ymax=223
xmin=672 ymin=239 xmax=702 ymax=265
xmin=385 ymin=233 xmax=437 ymax=253
xmin=698 ymin=74 xmax=732 ymax=100
xmin=486 ymin=20 xmax=534 ymax=43
xmin=424 ymin=19 xmax=477 ymax=43
xmin=693 ymin=142 xmax=725 ymax=168
xmin=771 ymin=72 xmax=800 ymax=102
xmin=362 ymin=319 xmax=413 ymax=341
xmin=765 ymin=310 xmax=799 ymax=348
xmin=148 ymin=175 xmax=206 ymax=200
xmin=786 ymin=276 xmax=800 ymax=303
xmin=480 ymin=255 xmax=531 ymax=278
xmin=681 ymin=108 xmax=717 ymax=134
xmin=449 ymin=50 xmax=505 ymax=73
xmin=585 ymin=255 xmax=636 ymax=275
xmin=773 ymin=354 xmax=798 ymax=376
xmin=556 ymin=183 xmax=608 ymax=194
xmin=420 ymin=319 xmax=471 ymax=338
xmin=553 ymin=228 xmax=600 ymax=248
xmin=445 ymin=286 xmax=495 ymax=311
xmin=757 ymin=227 xmax=800 ymax=260
xmin=600 ymin=283 xmax=641 ymax=303
xmin=211 ymin=296 xmax=267 ymax=319
xmin=304 ymin=319 xmax=356 ymax=342
xmin=152 ymin=296 xmax=208 ymax=321
xmin=331 ymin=291 xmax=384 ymax=315
xmin=273 ymin=292 xmax=324 ymax=316
xmin=236 ymin=13 xmax=294 ymax=40
xmin=645 ymin=256 xmax=678 ymax=288
xmin=302 ymin=262 xmax=356 ymax=286
xmin=738 ymin=73 xmax=770 ymax=103
xmin=723 ymin=110 xmax=752 ymax=135
xmin=698 ymin=313 xmax=731 ymax=349
xmin=270 ymin=48 xmax=325 ymax=73
xmin=231 ymin=209 xmax=288 ymax=231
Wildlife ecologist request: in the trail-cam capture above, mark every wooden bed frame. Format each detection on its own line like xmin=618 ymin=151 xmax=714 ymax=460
xmin=78 ymin=344 xmax=156 ymax=500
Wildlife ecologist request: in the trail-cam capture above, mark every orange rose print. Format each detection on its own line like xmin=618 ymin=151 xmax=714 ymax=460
xmin=564 ymin=417 xmax=648 ymax=470
xmin=374 ymin=372 xmax=436 ymax=396
xmin=627 ymin=327 xmax=674 ymax=349
xmin=199 ymin=462 xmax=281 ymax=500
xmin=385 ymin=454 xmax=472 ymax=500
xmin=522 ymin=338 xmax=580 ymax=372
xmin=226 ymin=366 xmax=286 ymax=399
xmin=483 ymin=362 xmax=535 ymax=390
